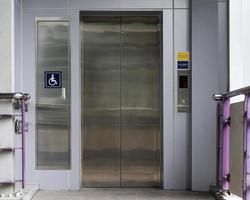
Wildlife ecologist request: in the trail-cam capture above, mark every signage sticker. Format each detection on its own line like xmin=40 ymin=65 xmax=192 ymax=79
xmin=177 ymin=52 xmax=190 ymax=70
xmin=44 ymin=71 xmax=62 ymax=88
xmin=177 ymin=61 xmax=189 ymax=69
xmin=177 ymin=52 xmax=190 ymax=61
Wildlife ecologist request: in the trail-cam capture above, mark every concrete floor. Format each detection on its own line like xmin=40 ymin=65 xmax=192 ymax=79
xmin=33 ymin=189 xmax=214 ymax=200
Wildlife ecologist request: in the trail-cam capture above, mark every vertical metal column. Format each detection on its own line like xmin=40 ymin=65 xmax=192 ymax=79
xmin=21 ymin=99 xmax=25 ymax=189
xmin=216 ymin=100 xmax=223 ymax=188
xmin=222 ymin=98 xmax=230 ymax=191
xmin=243 ymin=94 xmax=250 ymax=200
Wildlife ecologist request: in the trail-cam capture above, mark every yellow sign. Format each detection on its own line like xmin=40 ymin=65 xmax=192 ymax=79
xmin=177 ymin=52 xmax=189 ymax=61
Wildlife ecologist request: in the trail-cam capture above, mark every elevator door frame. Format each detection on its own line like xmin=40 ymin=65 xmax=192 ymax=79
xmin=80 ymin=11 xmax=163 ymax=188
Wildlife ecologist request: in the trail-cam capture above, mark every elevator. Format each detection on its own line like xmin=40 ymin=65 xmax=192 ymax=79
xmin=81 ymin=12 xmax=162 ymax=188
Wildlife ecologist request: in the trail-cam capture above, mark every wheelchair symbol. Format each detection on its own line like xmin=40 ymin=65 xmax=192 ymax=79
xmin=48 ymin=74 xmax=58 ymax=86
xmin=44 ymin=71 xmax=61 ymax=88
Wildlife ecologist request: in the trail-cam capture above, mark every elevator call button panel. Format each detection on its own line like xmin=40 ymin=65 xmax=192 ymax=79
xmin=177 ymin=52 xmax=190 ymax=112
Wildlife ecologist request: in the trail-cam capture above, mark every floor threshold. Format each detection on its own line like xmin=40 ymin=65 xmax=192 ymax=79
xmin=33 ymin=188 xmax=214 ymax=200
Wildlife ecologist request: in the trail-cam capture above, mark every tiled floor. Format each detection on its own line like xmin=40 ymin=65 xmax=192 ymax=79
xmin=33 ymin=188 xmax=214 ymax=200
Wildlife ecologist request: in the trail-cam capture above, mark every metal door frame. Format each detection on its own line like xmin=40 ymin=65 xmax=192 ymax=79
xmin=80 ymin=11 xmax=163 ymax=188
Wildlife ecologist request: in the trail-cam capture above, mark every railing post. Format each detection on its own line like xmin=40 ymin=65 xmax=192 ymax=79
xmin=214 ymin=87 xmax=250 ymax=198
xmin=213 ymin=94 xmax=224 ymax=190
xmin=243 ymin=94 xmax=250 ymax=200
xmin=222 ymin=98 xmax=230 ymax=192
xmin=21 ymin=99 xmax=25 ymax=189
xmin=217 ymin=101 xmax=223 ymax=188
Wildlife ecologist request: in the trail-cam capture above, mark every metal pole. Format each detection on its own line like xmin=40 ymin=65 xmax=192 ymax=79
xmin=217 ymin=101 xmax=223 ymax=188
xmin=222 ymin=98 xmax=230 ymax=191
xmin=244 ymin=95 xmax=250 ymax=200
xmin=21 ymin=99 xmax=25 ymax=189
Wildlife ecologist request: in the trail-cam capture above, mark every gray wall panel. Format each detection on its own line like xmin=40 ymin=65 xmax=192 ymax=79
xmin=192 ymin=0 xmax=227 ymax=191
xmin=70 ymin=0 xmax=173 ymax=9
xmin=14 ymin=0 xmax=22 ymax=182
xmin=14 ymin=0 xmax=22 ymax=92
xmin=218 ymin=1 xmax=229 ymax=92
xmin=0 ymin=0 xmax=13 ymax=92
xmin=175 ymin=0 xmax=189 ymax=8
xmin=22 ymin=0 xmax=174 ymax=9
xmin=0 ymin=0 xmax=15 ymax=194
xmin=23 ymin=0 xmax=68 ymax=9
xmin=163 ymin=10 xmax=175 ymax=189
xmin=69 ymin=9 xmax=81 ymax=190
xmin=174 ymin=9 xmax=190 ymax=189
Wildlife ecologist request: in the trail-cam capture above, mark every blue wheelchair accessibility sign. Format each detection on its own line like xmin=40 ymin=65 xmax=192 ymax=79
xmin=44 ymin=71 xmax=62 ymax=88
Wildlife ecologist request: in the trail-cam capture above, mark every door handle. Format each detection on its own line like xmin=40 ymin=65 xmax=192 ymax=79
xmin=62 ymin=87 xmax=66 ymax=100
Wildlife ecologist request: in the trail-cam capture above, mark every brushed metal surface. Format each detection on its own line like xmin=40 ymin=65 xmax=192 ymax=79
xmin=81 ymin=16 xmax=121 ymax=187
xmin=230 ymin=102 xmax=243 ymax=197
xmin=120 ymin=16 xmax=160 ymax=187
xmin=81 ymin=13 xmax=161 ymax=188
xmin=36 ymin=21 xmax=70 ymax=168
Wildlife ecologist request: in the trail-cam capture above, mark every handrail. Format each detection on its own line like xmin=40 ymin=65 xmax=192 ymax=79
xmin=213 ymin=86 xmax=250 ymax=100
xmin=0 ymin=93 xmax=31 ymax=101
xmin=213 ymin=86 xmax=250 ymax=200
xmin=0 ymin=92 xmax=31 ymax=189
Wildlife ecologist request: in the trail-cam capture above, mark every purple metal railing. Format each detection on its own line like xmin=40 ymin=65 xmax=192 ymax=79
xmin=21 ymin=99 xmax=26 ymax=189
xmin=0 ymin=92 xmax=30 ymax=189
xmin=216 ymin=101 xmax=223 ymax=188
xmin=214 ymin=86 xmax=250 ymax=200
xmin=222 ymin=98 xmax=230 ymax=191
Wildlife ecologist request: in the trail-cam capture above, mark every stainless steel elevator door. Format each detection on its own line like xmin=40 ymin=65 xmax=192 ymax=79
xmin=120 ymin=16 xmax=160 ymax=187
xmin=81 ymin=13 xmax=161 ymax=188
xmin=82 ymin=16 xmax=121 ymax=187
